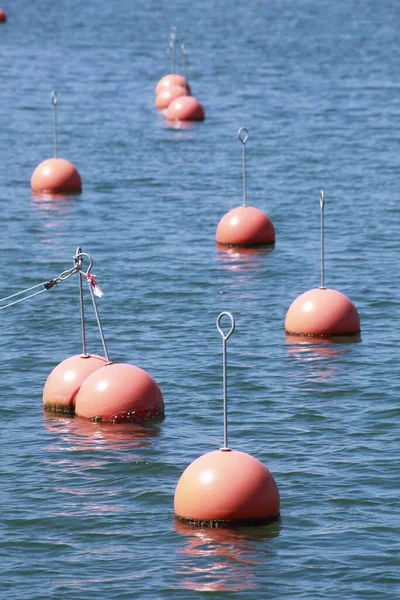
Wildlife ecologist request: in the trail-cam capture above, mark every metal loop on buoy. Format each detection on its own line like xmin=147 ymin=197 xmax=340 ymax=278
xmin=216 ymin=311 xmax=235 ymax=341
xmin=216 ymin=312 xmax=235 ymax=451
xmin=51 ymin=90 xmax=58 ymax=158
xmin=51 ymin=90 xmax=58 ymax=106
xmin=320 ymin=190 xmax=325 ymax=289
xmin=238 ymin=127 xmax=249 ymax=145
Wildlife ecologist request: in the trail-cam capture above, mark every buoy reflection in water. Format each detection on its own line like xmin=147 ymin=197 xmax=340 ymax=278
xmin=174 ymin=521 xmax=280 ymax=592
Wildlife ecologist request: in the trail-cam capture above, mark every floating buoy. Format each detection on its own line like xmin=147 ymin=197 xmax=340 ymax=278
xmin=75 ymin=363 xmax=164 ymax=422
xmin=166 ymin=96 xmax=205 ymax=122
xmin=156 ymin=74 xmax=191 ymax=96
xmin=174 ymin=313 xmax=280 ymax=526
xmin=31 ymin=91 xmax=82 ymax=194
xmin=31 ymin=158 xmax=82 ymax=193
xmin=285 ymin=191 xmax=360 ymax=337
xmin=155 ymin=84 xmax=186 ymax=110
xmin=0 ymin=8 xmax=7 ymax=22
xmin=216 ymin=128 xmax=275 ymax=247
xmin=285 ymin=287 xmax=360 ymax=337
xmin=43 ymin=354 xmax=108 ymax=413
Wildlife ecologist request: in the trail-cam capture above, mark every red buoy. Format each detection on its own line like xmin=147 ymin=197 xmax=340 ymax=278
xmin=216 ymin=128 xmax=275 ymax=247
xmin=0 ymin=9 xmax=7 ymax=22
xmin=31 ymin=158 xmax=82 ymax=193
xmin=156 ymin=74 xmax=191 ymax=96
xmin=284 ymin=191 xmax=360 ymax=337
xmin=155 ymin=84 xmax=186 ymax=110
xmin=75 ymin=362 xmax=164 ymax=422
xmin=285 ymin=287 xmax=360 ymax=337
xmin=43 ymin=354 xmax=108 ymax=413
xmin=216 ymin=206 xmax=275 ymax=246
xmin=174 ymin=312 xmax=280 ymax=526
xmin=166 ymin=96 xmax=205 ymax=122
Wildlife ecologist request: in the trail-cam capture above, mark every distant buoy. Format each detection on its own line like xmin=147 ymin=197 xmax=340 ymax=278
xmin=155 ymin=84 xmax=186 ymax=110
xmin=156 ymin=74 xmax=191 ymax=96
xmin=284 ymin=191 xmax=360 ymax=337
xmin=174 ymin=312 xmax=280 ymax=526
xmin=285 ymin=287 xmax=360 ymax=337
xmin=43 ymin=354 xmax=108 ymax=413
xmin=31 ymin=91 xmax=82 ymax=194
xmin=31 ymin=158 xmax=82 ymax=193
xmin=216 ymin=206 xmax=275 ymax=246
xmin=0 ymin=9 xmax=7 ymax=22
xmin=166 ymin=96 xmax=205 ymax=122
xmin=75 ymin=363 xmax=164 ymax=422
xmin=216 ymin=128 xmax=274 ymax=247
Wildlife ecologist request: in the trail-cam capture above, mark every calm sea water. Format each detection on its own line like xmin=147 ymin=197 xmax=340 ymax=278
xmin=1 ymin=0 xmax=399 ymax=598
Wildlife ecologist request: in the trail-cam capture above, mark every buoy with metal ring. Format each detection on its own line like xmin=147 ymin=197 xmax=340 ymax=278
xmin=43 ymin=249 xmax=107 ymax=413
xmin=155 ymin=27 xmax=191 ymax=96
xmin=0 ymin=8 xmax=7 ymax=22
xmin=216 ymin=128 xmax=275 ymax=247
xmin=285 ymin=191 xmax=361 ymax=337
xmin=174 ymin=312 xmax=280 ymax=526
xmin=31 ymin=91 xmax=82 ymax=194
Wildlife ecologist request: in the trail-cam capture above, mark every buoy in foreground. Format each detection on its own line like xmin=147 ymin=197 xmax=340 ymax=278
xmin=174 ymin=312 xmax=280 ymax=526
xmin=75 ymin=363 xmax=164 ymax=422
xmin=0 ymin=9 xmax=7 ymax=22
xmin=285 ymin=191 xmax=360 ymax=337
xmin=43 ymin=354 xmax=108 ymax=413
xmin=166 ymin=96 xmax=205 ymax=122
xmin=155 ymin=84 xmax=186 ymax=110
xmin=31 ymin=91 xmax=82 ymax=194
xmin=216 ymin=128 xmax=275 ymax=247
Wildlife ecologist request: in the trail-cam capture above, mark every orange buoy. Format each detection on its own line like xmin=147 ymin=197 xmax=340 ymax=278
xmin=285 ymin=287 xmax=360 ymax=337
xmin=31 ymin=158 xmax=82 ymax=193
xmin=155 ymin=84 xmax=186 ymax=110
xmin=174 ymin=312 xmax=280 ymax=526
xmin=174 ymin=449 xmax=280 ymax=525
xmin=31 ymin=91 xmax=82 ymax=194
xmin=156 ymin=74 xmax=191 ymax=96
xmin=0 ymin=9 xmax=7 ymax=22
xmin=216 ymin=128 xmax=275 ymax=247
xmin=284 ymin=191 xmax=360 ymax=337
xmin=75 ymin=362 xmax=164 ymax=422
xmin=43 ymin=354 xmax=108 ymax=413
xmin=216 ymin=206 xmax=275 ymax=246
xmin=166 ymin=96 xmax=205 ymax=122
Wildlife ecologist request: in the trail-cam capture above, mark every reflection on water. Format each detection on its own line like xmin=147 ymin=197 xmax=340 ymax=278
xmin=216 ymin=243 xmax=274 ymax=272
xmin=174 ymin=520 xmax=280 ymax=592
xmin=43 ymin=413 xmax=161 ymax=452
xmin=285 ymin=334 xmax=361 ymax=383
xmin=32 ymin=191 xmax=81 ymax=204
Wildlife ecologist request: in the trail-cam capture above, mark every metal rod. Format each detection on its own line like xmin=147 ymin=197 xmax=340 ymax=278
xmin=51 ymin=90 xmax=58 ymax=158
xmin=238 ymin=128 xmax=249 ymax=207
xmin=216 ymin=312 xmax=235 ymax=451
xmin=74 ymin=247 xmax=88 ymax=357
xmin=169 ymin=26 xmax=177 ymax=74
xmin=88 ymin=281 xmax=111 ymax=363
xmin=320 ymin=190 xmax=325 ymax=289
xmin=181 ymin=43 xmax=186 ymax=82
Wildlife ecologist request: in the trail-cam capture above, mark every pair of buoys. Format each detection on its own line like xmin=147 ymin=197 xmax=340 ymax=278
xmin=155 ymin=74 xmax=205 ymax=122
xmin=43 ymin=354 xmax=164 ymax=422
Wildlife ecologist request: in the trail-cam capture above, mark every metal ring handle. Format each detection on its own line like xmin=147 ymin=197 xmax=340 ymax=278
xmin=51 ymin=90 xmax=58 ymax=105
xmin=216 ymin=312 xmax=235 ymax=341
xmin=238 ymin=127 xmax=249 ymax=145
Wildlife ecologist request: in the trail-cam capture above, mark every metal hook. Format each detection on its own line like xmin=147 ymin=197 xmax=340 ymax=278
xmin=74 ymin=251 xmax=93 ymax=275
xmin=216 ymin=311 xmax=235 ymax=451
xmin=237 ymin=127 xmax=249 ymax=206
xmin=216 ymin=311 xmax=235 ymax=341
xmin=74 ymin=247 xmax=88 ymax=357
xmin=319 ymin=190 xmax=325 ymax=289
xmin=51 ymin=90 xmax=58 ymax=157
xmin=238 ymin=127 xmax=249 ymax=145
